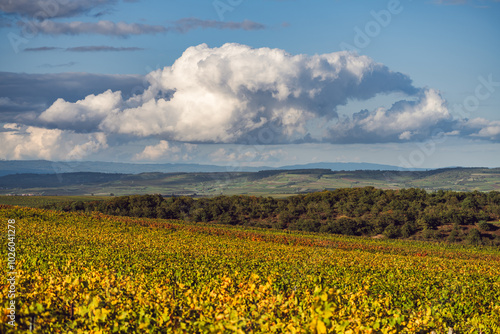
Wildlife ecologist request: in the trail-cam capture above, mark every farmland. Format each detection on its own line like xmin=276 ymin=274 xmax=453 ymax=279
xmin=1 ymin=168 xmax=500 ymax=197
xmin=0 ymin=196 xmax=110 ymax=208
xmin=1 ymin=205 xmax=500 ymax=333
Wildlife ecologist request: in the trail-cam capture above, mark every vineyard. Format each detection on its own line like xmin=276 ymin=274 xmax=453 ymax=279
xmin=1 ymin=204 xmax=500 ymax=333
xmin=0 ymin=196 xmax=110 ymax=208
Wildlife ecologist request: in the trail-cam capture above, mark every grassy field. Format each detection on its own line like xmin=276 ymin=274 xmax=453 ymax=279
xmin=0 ymin=196 xmax=110 ymax=208
xmin=1 ymin=205 xmax=500 ymax=333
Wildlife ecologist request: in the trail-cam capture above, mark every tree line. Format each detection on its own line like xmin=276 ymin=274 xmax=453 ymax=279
xmin=45 ymin=187 xmax=500 ymax=245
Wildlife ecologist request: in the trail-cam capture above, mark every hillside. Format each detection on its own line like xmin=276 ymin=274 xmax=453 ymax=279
xmin=40 ymin=189 xmax=500 ymax=246
xmin=0 ymin=160 xmax=422 ymax=177
xmin=1 ymin=167 xmax=500 ymax=196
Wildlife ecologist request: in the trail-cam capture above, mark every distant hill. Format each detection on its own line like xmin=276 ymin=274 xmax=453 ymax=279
xmin=0 ymin=160 xmax=424 ymax=177
xmin=1 ymin=167 xmax=499 ymax=196
xmin=278 ymin=162 xmax=423 ymax=171
xmin=0 ymin=160 xmax=255 ymax=176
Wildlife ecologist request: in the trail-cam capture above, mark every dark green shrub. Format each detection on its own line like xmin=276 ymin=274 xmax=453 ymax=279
xmin=384 ymin=224 xmax=400 ymax=239
xmin=467 ymin=228 xmax=482 ymax=246
xmin=477 ymin=220 xmax=491 ymax=231
xmin=401 ymin=223 xmax=414 ymax=238
xmin=422 ymin=228 xmax=438 ymax=240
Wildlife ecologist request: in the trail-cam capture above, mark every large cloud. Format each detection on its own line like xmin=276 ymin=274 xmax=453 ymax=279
xmin=23 ymin=43 xmax=500 ymax=153
xmin=38 ymin=43 xmax=420 ymax=144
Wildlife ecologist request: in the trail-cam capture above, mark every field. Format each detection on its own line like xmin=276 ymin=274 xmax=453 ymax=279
xmin=0 ymin=196 xmax=110 ymax=208
xmin=1 ymin=205 xmax=500 ymax=333
xmin=1 ymin=168 xmax=500 ymax=197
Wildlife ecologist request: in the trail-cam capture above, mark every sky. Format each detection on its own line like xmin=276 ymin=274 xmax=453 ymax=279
xmin=0 ymin=0 xmax=499 ymax=169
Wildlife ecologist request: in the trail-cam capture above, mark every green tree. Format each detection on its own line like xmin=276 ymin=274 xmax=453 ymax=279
xmin=384 ymin=224 xmax=400 ymax=239
xmin=401 ymin=223 xmax=414 ymax=238
xmin=467 ymin=228 xmax=482 ymax=246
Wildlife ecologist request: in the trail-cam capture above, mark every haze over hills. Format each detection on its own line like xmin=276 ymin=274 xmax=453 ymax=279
xmin=0 ymin=160 xmax=427 ymax=177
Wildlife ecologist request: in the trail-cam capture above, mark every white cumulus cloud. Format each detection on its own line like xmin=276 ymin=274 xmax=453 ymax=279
xmin=462 ymin=118 xmax=500 ymax=141
xmin=133 ymin=140 xmax=180 ymax=161
xmin=209 ymin=147 xmax=288 ymax=163
xmin=38 ymin=43 xmax=419 ymax=145
xmin=327 ymin=89 xmax=453 ymax=143
xmin=0 ymin=124 xmax=107 ymax=160
xmin=28 ymin=42 xmax=499 ymax=161
xmin=39 ymin=90 xmax=123 ymax=132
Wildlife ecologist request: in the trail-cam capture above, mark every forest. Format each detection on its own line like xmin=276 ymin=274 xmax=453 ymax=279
xmin=45 ymin=187 xmax=500 ymax=245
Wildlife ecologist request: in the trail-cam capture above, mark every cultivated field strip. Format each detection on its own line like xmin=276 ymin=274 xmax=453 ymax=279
xmin=1 ymin=206 xmax=500 ymax=333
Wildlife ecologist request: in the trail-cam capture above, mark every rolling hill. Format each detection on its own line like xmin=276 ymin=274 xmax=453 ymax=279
xmin=0 ymin=160 xmax=424 ymax=177
xmin=1 ymin=167 xmax=499 ymax=196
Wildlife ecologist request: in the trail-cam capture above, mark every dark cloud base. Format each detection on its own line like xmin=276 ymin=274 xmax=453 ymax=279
xmin=0 ymin=71 xmax=145 ymax=116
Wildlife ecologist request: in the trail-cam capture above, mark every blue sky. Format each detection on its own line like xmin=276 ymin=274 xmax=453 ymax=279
xmin=0 ymin=0 xmax=499 ymax=168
